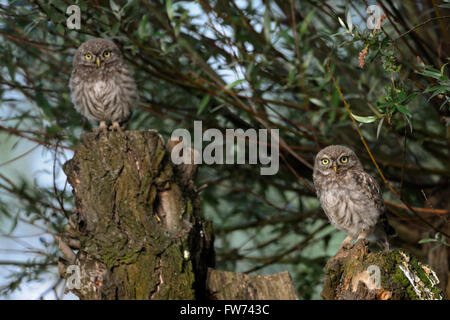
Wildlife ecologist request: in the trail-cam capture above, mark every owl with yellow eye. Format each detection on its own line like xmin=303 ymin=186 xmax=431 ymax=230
xmin=313 ymin=145 xmax=394 ymax=251
xmin=69 ymin=38 xmax=137 ymax=131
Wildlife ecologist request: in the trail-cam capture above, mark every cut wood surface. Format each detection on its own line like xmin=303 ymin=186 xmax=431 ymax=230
xmin=207 ymin=268 xmax=298 ymax=300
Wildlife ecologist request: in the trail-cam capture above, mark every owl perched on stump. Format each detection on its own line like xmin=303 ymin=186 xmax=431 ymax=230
xmin=313 ymin=145 xmax=394 ymax=251
xmin=69 ymin=38 xmax=137 ymax=131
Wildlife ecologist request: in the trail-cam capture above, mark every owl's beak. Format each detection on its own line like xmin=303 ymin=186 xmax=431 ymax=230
xmin=333 ymin=164 xmax=337 ymax=172
xmin=96 ymin=57 xmax=101 ymax=68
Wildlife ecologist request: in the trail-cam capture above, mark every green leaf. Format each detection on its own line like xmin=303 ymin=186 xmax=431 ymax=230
xmin=197 ymin=95 xmax=211 ymax=115
xmin=396 ymin=90 xmax=407 ymax=102
xmin=166 ymin=0 xmax=174 ymax=21
xmin=424 ymin=85 xmax=447 ymax=94
xmin=403 ymin=92 xmax=418 ymax=105
xmin=44 ymin=6 xmax=65 ymax=23
xmin=376 ymin=117 xmax=384 ymax=140
xmin=287 ymin=67 xmax=297 ymax=86
xmin=110 ymin=0 xmax=120 ymax=12
xmin=419 ymin=238 xmax=438 ymax=244
xmin=111 ymin=22 xmax=120 ymax=35
xmin=279 ymin=30 xmax=294 ymax=45
xmin=7 ymin=64 xmax=16 ymax=82
xmin=24 ymin=20 xmax=39 ymax=35
xmin=225 ymin=79 xmax=245 ymax=90
xmin=417 ymin=70 xmax=442 ymax=80
xmin=338 ymin=17 xmax=346 ymax=30
xmin=440 ymin=62 xmax=448 ymax=76
xmin=351 ymin=113 xmax=377 ymax=123
xmin=431 ymin=243 xmax=443 ymax=251
xmin=35 ymin=90 xmax=53 ymax=119
xmin=309 ymin=97 xmax=326 ymax=108
xmin=245 ymin=62 xmax=255 ymax=80
xmin=404 ymin=114 xmax=413 ymax=133
xmin=263 ymin=8 xmax=271 ymax=43
xmin=439 ymin=96 xmax=450 ymax=110
xmin=138 ymin=14 xmax=149 ymax=39
xmin=56 ymin=23 xmax=65 ymax=35
xmin=302 ymin=50 xmax=314 ymax=69
xmin=346 ymin=9 xmax=353 ymax=33
xmin=427 ymin=87 xmax=448 ymax=102
xmin=396 ymin=105 xmax=411 ymax=116
xmin=299 ymin=10 xmax=314 ymax=37
xmin=46 ymin=125 xmax=62 ymax=135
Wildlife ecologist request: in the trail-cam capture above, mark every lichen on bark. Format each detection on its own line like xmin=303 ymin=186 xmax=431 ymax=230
xmin=321 ymin=239 xmax=443 ymax=300
xmin=60 ymin=130 xmax=214 ymax=300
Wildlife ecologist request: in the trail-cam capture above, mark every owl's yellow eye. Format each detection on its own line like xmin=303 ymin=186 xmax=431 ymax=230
xmin=321 ymin=159 xmax=329 ymax=165
xmin=103 ymin=51 xmax=111 ymax=58
xmin=340 ymin=156 xmax=348 ymax=163
xmin=85 ymin=54 xmax=92 ymax=60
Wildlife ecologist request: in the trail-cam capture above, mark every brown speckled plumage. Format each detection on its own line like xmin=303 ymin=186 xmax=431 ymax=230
xmin=313 ymin=145 xmax=392 ymax=250
xmin=69 ymin=38 xmax=137 ymax=126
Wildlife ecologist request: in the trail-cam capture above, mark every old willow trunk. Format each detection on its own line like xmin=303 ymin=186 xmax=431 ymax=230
xmin=60 ymin=130 xmax=214 ymax=299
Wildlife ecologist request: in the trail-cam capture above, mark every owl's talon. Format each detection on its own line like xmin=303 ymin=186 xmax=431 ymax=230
xmin=108 ymin=121 xmax=120 ymax=131
xmin=338 ymin=235 xmax=354 ymax=251
xmin=109 ymin=122 xmax=129 ymax=141
xmin=99 ymin=121 xmax=107 ymax=131
xmin=93 ymin=122 xmax=108 ymax=137
xmin=356 ymin=231 xmax=369 ymax=241
xmin=339 ymin=242 xmax=353 ymax=251
xmin=355 ymin=238 xmax=370 ymax=247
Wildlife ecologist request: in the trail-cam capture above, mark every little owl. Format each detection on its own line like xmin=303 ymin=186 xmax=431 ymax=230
xmin=69 ymin=38 xmax=137 ymax=131
xmin=313 ymin=145 xmax=393 ymax=251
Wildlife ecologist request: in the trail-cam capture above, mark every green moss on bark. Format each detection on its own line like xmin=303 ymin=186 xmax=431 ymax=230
xmin=321 ymin=240 xmax=443 ymax=300
xmin=62 ymin=130 xmax=214 ymax=300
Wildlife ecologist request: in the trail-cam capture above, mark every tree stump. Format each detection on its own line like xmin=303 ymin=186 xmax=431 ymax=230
xmin=321 ymin=239 xmax=444 ymax=300
xmin=60 ymin=130 xmax=214 ymax=299
xmin=207 ymin=268 xmax=298 ymax=299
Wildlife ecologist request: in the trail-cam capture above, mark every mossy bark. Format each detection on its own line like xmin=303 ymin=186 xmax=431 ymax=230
xmin=321 ymin=239 xmax=443 ymax=300
xmin=61 ymin=130 xmax=214 ymax=299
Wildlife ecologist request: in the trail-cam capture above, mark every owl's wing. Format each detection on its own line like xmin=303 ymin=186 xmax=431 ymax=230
xmin=312 ymin=172 xmax=321 ymax=198
xmin=351 ymin=170 xmax=396 ymax=243
xmin=69 ymin=73 xmax=81 ymax=89
xmin=350 ymin=170 xmax=385 ymax=212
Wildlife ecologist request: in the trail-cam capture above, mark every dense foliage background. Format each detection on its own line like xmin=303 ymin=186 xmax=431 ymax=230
xmin=0 ymin=0 xmax=449 ymax=299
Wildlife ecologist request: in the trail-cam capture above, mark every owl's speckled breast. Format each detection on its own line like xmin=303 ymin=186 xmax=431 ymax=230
xmin=70 ymin=66 xmax=136 ymax=123
xmin=317 ymin=171 xmax=380 ymax=237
